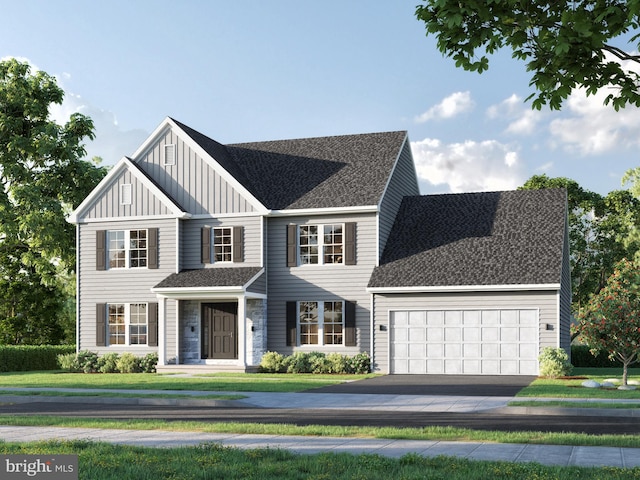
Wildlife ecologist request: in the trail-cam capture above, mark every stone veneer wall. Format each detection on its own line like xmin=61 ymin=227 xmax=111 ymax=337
xmin=180 ymin=301 xmax=200 ymax=364
xmin=246 ymin=299 xmax=267 ymax=366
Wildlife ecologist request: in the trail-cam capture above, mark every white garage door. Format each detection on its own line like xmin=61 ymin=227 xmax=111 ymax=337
xmin=390 ymin=309 xmax=539 ymax=375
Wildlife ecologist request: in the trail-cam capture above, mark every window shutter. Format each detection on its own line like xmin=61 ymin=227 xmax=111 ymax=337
xmin=286 ymin=301 xmax=297 ymax=346
xmin=233 ymin=226 xmax=244 ymax=263
xmin=96 ymin=230 xmax=106 ymax=271
xmin=344 ymin=301 xmax=356 ymax=346
xmin=96 ymin=303 xmax=106 ymax=347
xmin=201 ymin=227 xmax=211 ymax=264
xmin=148 ymin=302 xmax=158 ymax=347
xmin=286 ymin=225 xmax=297 ymax=267
xmin=344 ymin=222 xmax=356 ymax=265
xmin=148 ymin=228 xmax=159 ymax=269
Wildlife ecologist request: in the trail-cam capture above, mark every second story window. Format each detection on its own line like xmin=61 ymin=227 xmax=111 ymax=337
xmin=213 ymin=227 xmax=232 ymax=262
xmin=299 ymin=224 xmax=343 ymax=265
xmin=108 ymin=229 xmax=148 ymax=269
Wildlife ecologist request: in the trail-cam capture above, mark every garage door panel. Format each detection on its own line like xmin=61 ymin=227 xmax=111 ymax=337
xmin=390 ymin=309 xmax=539 ymax=375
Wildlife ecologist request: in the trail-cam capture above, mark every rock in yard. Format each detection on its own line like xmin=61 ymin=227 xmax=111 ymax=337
xmin=618 ymin=385 xmax=637 ymax=391
xmin=601 ymin=381 xmax=616 ymax=388
xmin=582 ymin=380 xmax=601 ymax=388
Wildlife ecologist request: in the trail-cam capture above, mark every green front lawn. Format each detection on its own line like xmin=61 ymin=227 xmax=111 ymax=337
xmin=0 ymin=371 xmax=376 ymax=393
xmin=3 ymin=440 xmax=637 ymax=480
xmin=517 ymin=368 xmax=640 ymax=399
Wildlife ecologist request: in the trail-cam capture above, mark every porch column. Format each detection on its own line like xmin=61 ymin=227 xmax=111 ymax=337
xmin=158 ymin=297 xmax=166 ymax=365
xmin=238 ymin=295 xmax=247 ymax=368
xmin=175 ymin=299 xmax=180 ymax=365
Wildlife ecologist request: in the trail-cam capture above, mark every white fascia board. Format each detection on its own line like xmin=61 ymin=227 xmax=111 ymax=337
xmin=166 ymin=118 xmax=269 ymax=215
xmin=76 ymin=214 xmax=192 ymax=224
xmin=243 ymin=268 xmax=266 ymax=290
xmin=151 ymin=286 xmax=246 ymax=299
xmin=366 ymin=283 xmax=562 ymax=294
xmin=269 ymin=205 xmax=378 ymax=217
xmin=68 ymin=156 xmax=189 ymax=223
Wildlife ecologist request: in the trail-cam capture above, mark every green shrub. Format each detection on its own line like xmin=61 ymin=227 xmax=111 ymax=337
xmin=326 ymin=353 xmax=349 ymax=374
xmin=284 ymin=351 xmax=313 ymax=374
xmin=140 ymin=352 xmax=158 ymax=373
xmin=0 ymin=345 xmax=75 ymax=372
xmin=538 ymin=347 xmax=573 ymax=378
xmin=76 ymin=350 xmax=99 ymax=373
xmin=57 ymin=353 xmax=80 ymax=372
xmin=98 ymin=352 xmax=120 ymax=373
xmin=349 ymin=352 xmax=371 ymax=374
xmin=116 ymin=352 xmax=141 ymax=373
xmin=571 ymin=345 xmax=620 ymax=367
xmin=259 ymin=351 xmax=286 ymax=373
xmin=308 ymin=352 xmax=330 ymax=373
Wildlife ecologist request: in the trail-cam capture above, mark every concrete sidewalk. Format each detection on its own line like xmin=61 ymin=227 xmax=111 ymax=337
xmin=0 ymin=425 xmax=638 ymax=468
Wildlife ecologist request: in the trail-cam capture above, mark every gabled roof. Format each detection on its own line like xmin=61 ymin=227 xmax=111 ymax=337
xmin=368 ymin=189 xmax=567 ymax=290
xmin=68 ymin=157 xmax=189 ymax=223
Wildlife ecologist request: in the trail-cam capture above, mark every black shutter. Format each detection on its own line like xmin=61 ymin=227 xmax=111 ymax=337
xmin=96 ymin=303 xmax=106 ymax=347
xmin=344 ymin=301 xmax=356 ymax=346
xmin=148 ymin=302 xmax=158 ymax=347
xmin=96 ymin=230 xmax=106 ymax=270
xmin=201 ymin=227 xmax=211 ymax=264
xmin=148 ymin=228 xmax=158 ymax=269
xmin=286 ymin=224 xmax=297 ymax=267
xmin=344 ymin=222 xmax=356 ymax=265
xmin=233 ymin=226 xmax=244 ymax=263
xmin=286 ymin=301 xmax=297 ymax=346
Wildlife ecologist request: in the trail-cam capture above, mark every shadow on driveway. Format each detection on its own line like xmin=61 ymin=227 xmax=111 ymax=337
xmin=309 ymin=375 xmax=537 ymax=397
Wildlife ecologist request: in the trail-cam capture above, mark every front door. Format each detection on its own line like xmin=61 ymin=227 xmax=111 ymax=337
xmin=201 ymin=303 xmax=238 ymax=360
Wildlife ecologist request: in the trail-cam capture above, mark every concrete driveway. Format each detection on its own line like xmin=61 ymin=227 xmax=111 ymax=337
xmin=308 ymin=375 xmax=537 ymax=397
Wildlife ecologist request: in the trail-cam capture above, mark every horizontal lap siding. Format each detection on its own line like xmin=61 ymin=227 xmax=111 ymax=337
xmin=78 ymin=218 xmax=177 ymax=355
xmin=372 ymin=291 xmax=559 ymax=373
xmin=181 ymin=216 xmax=262 ymax=269
xmin=378 ymin=140 xmax=419 ymax=258
xmin=266 ymin=213 xmax=377 ymax=356
xmin=560 ymin=222 xmax=572 ymax=355
xmin=136 ymin=129 xmax=255 ymax=215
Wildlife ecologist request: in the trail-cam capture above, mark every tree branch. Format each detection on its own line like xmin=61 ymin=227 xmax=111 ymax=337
xmin=602 ymin=44 xmax=640 ymax=63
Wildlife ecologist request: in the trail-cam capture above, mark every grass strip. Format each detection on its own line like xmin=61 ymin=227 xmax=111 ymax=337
xmin=0 ymin=371 xmax=375 ymax=392
xmin=1 ymin=415 xmax=639 ymax=449
xmin=0 ymin=390 xmax=245 ymax=400
xmin=509 ymin=400 xmax=640 ymax=409
xmin=1 ymin=440 xmax=637 ymax=480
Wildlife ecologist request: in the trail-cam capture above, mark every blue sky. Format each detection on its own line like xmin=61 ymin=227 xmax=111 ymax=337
xmin=2 ymin=1 xmax=638 ymax=196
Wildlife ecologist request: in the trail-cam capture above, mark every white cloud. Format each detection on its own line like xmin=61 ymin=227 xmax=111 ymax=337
xmin=411 ymin=138 xmax=525 ymax=193
xmin=415 ymin=91 xmax=475 ymax=123
xmin=486 ymin=94 xmax=544 ymax=135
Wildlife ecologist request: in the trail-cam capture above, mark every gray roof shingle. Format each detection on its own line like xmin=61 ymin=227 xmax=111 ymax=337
xmin=172 ymin=118 xmax=407 ymax=210
xmin=368 ymin=189 xmax=567 ymax=288
xmin=154 ymin=267 xmax=263 ymax=289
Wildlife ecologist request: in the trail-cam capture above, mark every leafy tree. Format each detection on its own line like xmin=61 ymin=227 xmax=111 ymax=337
xmin=0 ymin=58 xmax=107 ymax=344
xmin=415 ymin=1 xmax=640 ymax=110
xmin=576 ymin=258 xmax=640 ymax=385
xmin=520 ymin=175 xmax=640 ymax=315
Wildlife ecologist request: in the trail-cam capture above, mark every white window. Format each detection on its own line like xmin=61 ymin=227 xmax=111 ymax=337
xmin=164 ymin=144 xmax=176 ymax=166
xmin=298 ymin=301 xmax=344 ymax=346
xmin=299 ymin=224 xmax=343 ymax=265
xmin=213 ymin=227 xmax=232 ymax=262
xmin=120 ymin=184 xmax=132 ymax=205
xmin=108 ymin=230 xmax=148 ymax=269
xmin=108 ymin=303 xmax=148 ymax=346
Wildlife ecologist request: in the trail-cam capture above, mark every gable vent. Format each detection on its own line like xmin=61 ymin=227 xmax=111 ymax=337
xmin=164 ymin=144 xmax=176 ymax=166
xmin=120 ymin=183 xmax=132 ymax=205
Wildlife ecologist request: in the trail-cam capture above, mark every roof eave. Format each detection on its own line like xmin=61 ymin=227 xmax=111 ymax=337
xmin=366 ymin=283 xmax=562 ymax=294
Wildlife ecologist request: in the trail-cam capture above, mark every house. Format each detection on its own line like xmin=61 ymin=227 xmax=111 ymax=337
xmin=69 ymin=117 xmax=571 ymax=375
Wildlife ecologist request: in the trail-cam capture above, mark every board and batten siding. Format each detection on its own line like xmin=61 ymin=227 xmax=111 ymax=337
xmin=85 ymin=167 xmax=173 ymax=219
xmin=77 ymin=218 xmax=177 ymax=355
xmin=372 ymin=291 xmax=561 ymax=373
xmin=266 ymin=213 xmax=378 ymax=356
xmin=135 ymin=128 xmax=256 ymax=215
xmin=377 ymin=139 xmax=419 ymax=261
xmin=180 ymin=216 xmax=263 ymax=269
